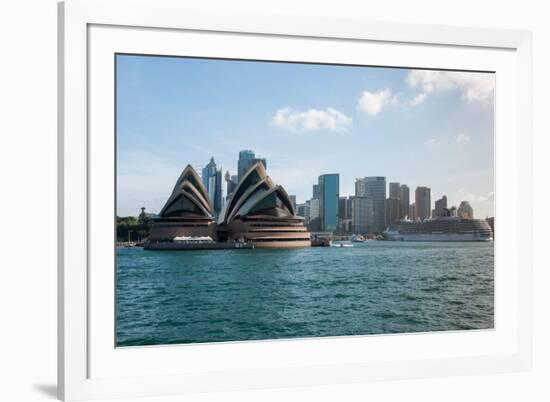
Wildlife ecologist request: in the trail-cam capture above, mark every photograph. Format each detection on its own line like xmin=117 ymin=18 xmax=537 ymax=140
xmin=115 ymin=54 xmax=495 ymax=347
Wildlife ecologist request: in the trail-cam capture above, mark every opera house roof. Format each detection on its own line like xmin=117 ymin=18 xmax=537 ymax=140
xmin=148 ymin=161 xmax=310 ymax=248
xmin=219 ymin=162 xmax=296 ymax=225
xmin=158 ymin=164 xmax=214 ymax=219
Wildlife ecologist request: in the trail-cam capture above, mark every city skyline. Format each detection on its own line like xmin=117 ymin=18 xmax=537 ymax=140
xmin=116 ymin=55 xmax=495 ymax=218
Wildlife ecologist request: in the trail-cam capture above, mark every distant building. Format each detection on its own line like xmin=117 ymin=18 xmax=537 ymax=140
xmin=385 ymin=197 xmax=401 ymax=226
xmin=202 ymin=157 xmax=222 ymax=216
xmin=449 ymin=206 xmax=458 ymax=217
xmin=415 ymin=186 xmax=431 ymax=221
xmin=319 ymin=174 xmax=339 ymax=232
xmin=434 ymin=195 xmax=448 ymax=217
xmin=289 ymin=195 xmax=297 ymax=212
xmin=399 ymin=184 xmax=410 ymax=219
xmin=312 ymin=184 xmax=320 ymax=199
xmin=138 ymin=207 xmax=155 ymax=223
xmin=338 ymin=196 xmax=353 ymax=233
xmin=237 ymin=150 xmax=266 ymax=181
xmin=356 ymin=176 xmax=386 ymax=233
xmin=296 ymin=202 xmax=311 ymax=223
xmin=224 ymin=171 xmax=238 ymax=198
xmin=351 ymin=196 xmax=373 ymax=235
xmin=409 ymin=203 xmax=416 ymax=221
xmin=308 ymin=198 xmax=321 ymax=231
xmin=389 ymin=182 xmax=401 ymax=199
xmin=458 ymin=201 xmax=474 ymax=219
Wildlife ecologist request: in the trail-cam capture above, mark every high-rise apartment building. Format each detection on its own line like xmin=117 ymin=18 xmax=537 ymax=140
xmin=355 ymin=176 xmax=386 ymax=233
xmin=409 ymin=203 xmax=416 ymax=221
xmin=434 ymin=195 xmax=448 ymax=217
xmin=399 ymin=184 xmax=409 ymax=219
xmin=389 ymin=182 xmax=401 ymax=199
xmin=415 ymin=186 xmax=431 ymax=221
xmin=385 ymin=197 xmax=401 ymax=225
xmin=350 ymin=196 xmax=373 ymax=234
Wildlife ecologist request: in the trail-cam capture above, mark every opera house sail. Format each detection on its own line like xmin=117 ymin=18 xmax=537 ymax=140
xmin=145 ymin=163 xmax=311 ymax=249
xmin=147 ymin=165 xmax=218 ymax=243
xmin=219 ymin=162 xmax=311 ymax=248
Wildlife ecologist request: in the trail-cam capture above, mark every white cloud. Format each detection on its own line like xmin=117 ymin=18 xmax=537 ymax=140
xmin=410 ymin=92 xmax=427 ymax=106
xmin=456 ymin=133 xmax=471 ymax=143
xmin=357 ymin=89 xmax=393 ymax=115
xmin=463 ymin=191 xmax=494 ymax=203
xmin=271 ymin=107 xmax=352 ymax=132
xmin=406 ymin=70 xmax=495 ymax=103
xmin=424 ymin=138 xmax=438 ymax=147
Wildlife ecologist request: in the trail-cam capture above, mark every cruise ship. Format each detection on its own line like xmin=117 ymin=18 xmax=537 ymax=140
xmin=383 ymin=216 xmax=493 ymax=241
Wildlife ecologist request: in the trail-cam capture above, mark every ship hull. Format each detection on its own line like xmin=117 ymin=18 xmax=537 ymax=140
xmin=385 ymin=232 xmax=493 ymax=242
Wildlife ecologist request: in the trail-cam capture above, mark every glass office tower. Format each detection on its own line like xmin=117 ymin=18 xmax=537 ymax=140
xmin=319 ymin=174 xmax=339 ymax=233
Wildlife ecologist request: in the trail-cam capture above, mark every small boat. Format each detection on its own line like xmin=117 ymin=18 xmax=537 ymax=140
xmin=351 ymin=234 xmax=366 ymax=243
xmin=331 ymin=242 xmax=354 ymax=248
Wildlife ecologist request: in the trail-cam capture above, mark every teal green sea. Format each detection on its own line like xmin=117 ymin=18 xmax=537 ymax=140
xmin=116 ymin=241 xmax=494 ymax=346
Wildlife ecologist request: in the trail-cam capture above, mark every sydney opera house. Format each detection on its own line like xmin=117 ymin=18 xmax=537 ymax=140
xmin=146 ymin=163 xmax=311 ymax=249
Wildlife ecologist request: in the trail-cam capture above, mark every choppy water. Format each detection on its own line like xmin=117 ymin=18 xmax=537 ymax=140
xmin=116 ymin=241 xmax=494 ymax=346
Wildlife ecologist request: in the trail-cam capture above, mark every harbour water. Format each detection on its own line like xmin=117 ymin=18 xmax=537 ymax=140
xmin=116 ymin=241 xmax=494 ymax=346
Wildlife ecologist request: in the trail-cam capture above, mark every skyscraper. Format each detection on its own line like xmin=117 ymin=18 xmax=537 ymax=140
xmin=312 ymin=184 xmax=320 ymax=199
xmin=350 ymin=196 xmax=373 ymax=234
xmin=458 ymin=201 xmax=474 ymax=219
xmin=237 ymin=150 xmax=266 ymax=181
xmin=385 ymin=197 xmax=401 ymax=225
xmin=415 ymin=186 xmax=431 ymax=221
xmin=319 ymin=174 xmax=339 ymax=232
xmin=409 ymin=203 xmax=416 ymax=221
xmin=202 ymin=157 xmax=222 ymax=216
xmin=399 ymin=184 xmax=410 ymax=219
xmin=224 ymin=171 xmax=238 ymax=198
xmin=389 ymin=182 xmax=401 ymax=199
xmin=434 ymin=195 xmax=448 ymax=217
xmin=338 ymin=196 xmax=353 ymax=233
xmin=355 ymin=176 xmax=386 ymax=233
xmin=296 ymin=202 xmax=311 ymax=223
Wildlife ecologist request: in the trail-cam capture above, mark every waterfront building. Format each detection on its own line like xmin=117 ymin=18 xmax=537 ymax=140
xmin=219 ymin=162 xmax=310 ymax=248
xmin=409 ymin=203 xmax=416 ymax=221
xmin=415 ymin=186 xmax=431 ymax=221
xmin=389 ymin=182 xmax=401 ymax=199
xmin=458 ymin=201 xmax=474 ymax=219
xmin=308 ymin=198 xmax=321 ymax=231
xmin=449 ymin=206 xmax=458 ymax=217
xmin=319 ymin=174 xmax=339 ymax=232
xmin=355 ymin=176 xmax=386 ymax=233
xmin=385 ymin=197 xmax=401 ymax=226
xmin=237 ymin=150 xmax=266 ymax=181
xmin=201 ymin=157 xmax=222 ymax=216
xmin=149 ymin=165 xmax=218 ymax=242
xmin=399 ymin=184 xmax=410 ymax=219
xmin=351 ymin=196 xmax=373 ymax=235
xmin=434 ymin=195 xmax=448 ymax=217
xmin=225 ymin=171 xmax=239 ymax=198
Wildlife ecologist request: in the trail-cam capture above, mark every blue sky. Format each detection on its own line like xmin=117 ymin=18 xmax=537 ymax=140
xmin=116 ymin=54 xmax=495 ymax=218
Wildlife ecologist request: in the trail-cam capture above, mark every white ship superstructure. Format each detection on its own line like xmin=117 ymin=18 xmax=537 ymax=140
xmin=384 ymin=216 xmax=493 ymax=241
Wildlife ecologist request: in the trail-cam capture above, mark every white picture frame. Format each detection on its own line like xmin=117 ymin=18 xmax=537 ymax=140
xmin=58 ymin=0 xmax=533 ymax=400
